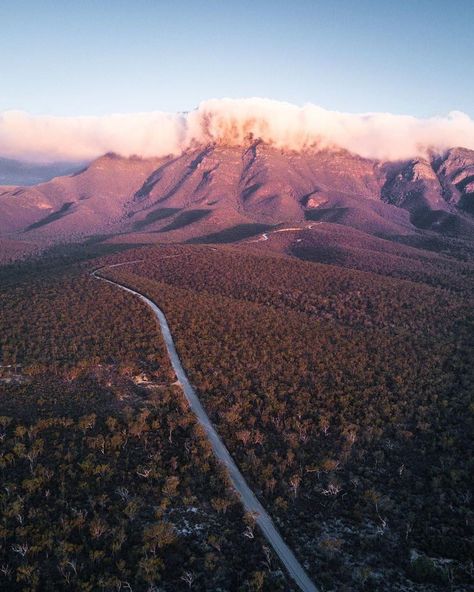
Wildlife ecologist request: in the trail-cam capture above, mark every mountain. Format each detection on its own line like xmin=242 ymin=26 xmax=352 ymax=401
xmin=0 ymin=154 xmax=163 ymax=237
xmin=0 ymin=143 xmax=473 ymax=255
xmin=0 ymin=157 xmax=85 ymax=186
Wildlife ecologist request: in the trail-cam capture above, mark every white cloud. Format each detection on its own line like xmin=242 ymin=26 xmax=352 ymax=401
xmin=1 ymin=98 xmax=474 ymax=163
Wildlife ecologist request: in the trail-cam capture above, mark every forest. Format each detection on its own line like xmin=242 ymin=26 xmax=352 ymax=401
xmin=0 ymin=255 xmax=289 ymax=591
xmin=104 ymin=244 xmax=473 ymax=591
xmin=0 ymin=238 xmax=473 ymax=591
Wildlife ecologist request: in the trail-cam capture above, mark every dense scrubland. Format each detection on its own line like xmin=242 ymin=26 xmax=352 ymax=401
xmin=0 ymin=259 xmax=287 ymax=591
xmin=105 ymin=244 xmax=473 ymax=591
xmin=287 ymin=227 xmax=474 ymax=295
xmin=0 ymin=271 xmax=169 ymax=376
xmin=0 ymin=236 xmax=473 ymax=591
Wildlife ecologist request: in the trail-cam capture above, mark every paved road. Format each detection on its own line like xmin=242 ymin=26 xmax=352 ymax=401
xmin=92 ymin=263 xmax=318 ymax=592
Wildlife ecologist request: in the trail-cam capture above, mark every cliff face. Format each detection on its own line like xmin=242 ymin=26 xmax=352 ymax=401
xmin=435 ymin=147 xmax=474 ymax=214
xmin=381 ymin=158 xmax=445 ymax=213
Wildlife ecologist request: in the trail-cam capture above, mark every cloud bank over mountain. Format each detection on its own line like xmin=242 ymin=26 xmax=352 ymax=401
xmin=1 ymin=98 xmax=474 ymax=163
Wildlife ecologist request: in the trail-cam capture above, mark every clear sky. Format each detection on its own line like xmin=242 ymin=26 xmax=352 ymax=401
xmin=0 ymin=0 xmax=473 ymax=117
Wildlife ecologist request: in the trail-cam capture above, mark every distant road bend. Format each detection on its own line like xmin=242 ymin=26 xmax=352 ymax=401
xmin=248 ymin=222 xmax=322 ymax=242
xmin=92 ymin=261 xmax=318 ymax=592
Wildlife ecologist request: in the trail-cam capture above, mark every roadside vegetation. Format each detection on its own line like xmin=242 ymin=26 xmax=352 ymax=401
xmin=1 ymin=239 xmax=472 ymax=591
xmin=0 ymin=259 xmax=288 ymax=591
xmin=106 ymin=244 xmax=473 ymax=591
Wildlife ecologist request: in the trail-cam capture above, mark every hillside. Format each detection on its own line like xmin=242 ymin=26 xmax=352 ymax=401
xmin=0 ymin=144 xmax=473 ymax=260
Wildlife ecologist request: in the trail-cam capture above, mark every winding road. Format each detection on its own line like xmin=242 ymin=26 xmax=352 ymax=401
xmin=248 ymin=222 xmax=322 ymax=243
xmin=92 ymin=262 xmax=318 ymax=592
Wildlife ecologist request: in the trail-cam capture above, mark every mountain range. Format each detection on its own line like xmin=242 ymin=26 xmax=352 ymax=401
xmin=0 ymin=142 xmax=473 ymax=259
xmin=0 ymin=157 xmax=84 ymax=186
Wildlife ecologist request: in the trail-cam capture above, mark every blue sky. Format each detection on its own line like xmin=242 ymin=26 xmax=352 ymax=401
xmin=0 ymin=0 xmax=473 ymax=117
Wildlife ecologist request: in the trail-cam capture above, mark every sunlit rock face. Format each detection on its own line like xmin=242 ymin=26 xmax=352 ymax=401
xmin=435 ymin=147 xmax=474 ymax=214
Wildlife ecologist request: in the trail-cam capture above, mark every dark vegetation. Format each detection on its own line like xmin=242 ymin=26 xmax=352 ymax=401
xmin=410 ymin=210 xmax=463 ymax=234
xmin=0 ymin=239 xmax=143 ymax=286
xmin=241 ymin=183 xmax=263 ymax=201
xmin=105 ymin=244 xmax=473 ymax=591
xmin=0 ymin=271 xmax=168 ymax=375
xmin=0 ymin=254 xmax=287 ymax=591
xmin=1 ymin=231 xmax=473 ymax=591
xmin=304 ymin=207 xmax=349 ymax=223
xmin=25 ymin=202 xmax=74 ymax=232
xmin=396 ymin=232 xmax=474 ymax=262
xmin=286 ymin=227 xmax=474 ymax=294
xmin=133 ymin=208 xmax=181 ymax=231
xmin=0 ymin=378 xmax=283 ymax=591
xmin=157 ymin=210 xmax=211 ymax=233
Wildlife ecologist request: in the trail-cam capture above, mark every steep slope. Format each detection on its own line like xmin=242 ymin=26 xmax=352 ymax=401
xmin=381 ymin=158 xmax=447 ymax=213
xmin=435 ymin=147 xmax=474 ymax=214
xmin=125 ymin=144 xmax=416 ymax=239
xmin=0 ymin=153 xmax=164 ymax=237
xmin=126 ymin=144 xmax=473 ymax=240
xmin=0 ymin=144 xmax=473 ymax=252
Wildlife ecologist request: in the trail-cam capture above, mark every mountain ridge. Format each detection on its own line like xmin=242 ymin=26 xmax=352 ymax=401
xmin=0 ymin=143 xmax=473 ymax=257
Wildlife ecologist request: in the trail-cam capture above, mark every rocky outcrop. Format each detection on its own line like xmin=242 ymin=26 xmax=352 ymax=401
xmin=381 ymin=158 xmax=447 ymax=214
xmin=434 ymin=147 xmax=474 ymax=214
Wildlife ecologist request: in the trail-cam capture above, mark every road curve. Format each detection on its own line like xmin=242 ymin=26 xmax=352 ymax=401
xmin=247 ymin=223 xmax=322 ymax=243
xmin=92 ymin=263 xmax=318 ymax=592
